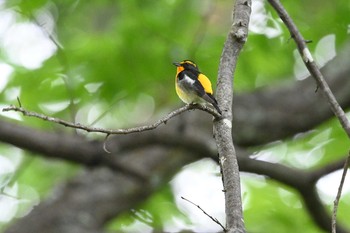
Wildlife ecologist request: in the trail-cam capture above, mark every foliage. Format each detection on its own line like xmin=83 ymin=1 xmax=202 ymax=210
xmin=0 ymin=0 xmax=350 ymax=232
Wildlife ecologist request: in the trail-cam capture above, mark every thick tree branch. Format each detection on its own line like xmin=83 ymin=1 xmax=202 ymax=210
xmin=214 ymin=0 xmax=251 ymax=232
xmin=0 ymin=119 xmax=147 ymax=181
xmin=3 ymin=123 xmax=348 ymax=232
xmin=309 ymin=157 xmax=349 ymax=183
xmin=239 ymin=156 xmax=348 ymax=233
xmin=3 ymin=128 xmax=214 ymax=233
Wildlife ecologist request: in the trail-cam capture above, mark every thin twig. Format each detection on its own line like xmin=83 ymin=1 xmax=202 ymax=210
xmin=332 ymin=152 xmax=350 ymax=233
xmin=16 ymin=97 xmax=22 ymax=107
xmin=181 ymin=196 xmax=226 ymax=232
xmin=267 ymin=0 xmax=350 ymax=138
xmin=103 ymin=134 xmax=111 ymax=153
xmin=2 ymin=104 xmax=220 ymax=135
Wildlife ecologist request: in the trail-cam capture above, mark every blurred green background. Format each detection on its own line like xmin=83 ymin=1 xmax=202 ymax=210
xmin=0 ymin=0 xmax=350 ymax=232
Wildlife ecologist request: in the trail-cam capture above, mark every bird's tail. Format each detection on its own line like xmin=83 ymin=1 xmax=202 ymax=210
xmin=203 ymin=94 xmax=222 ymax=115
xmin=212 ymin=101 xmax=222 ymax=115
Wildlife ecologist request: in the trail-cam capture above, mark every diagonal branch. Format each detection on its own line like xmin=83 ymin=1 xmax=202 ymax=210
xmin=181 ymin=196 xmax=226 ymax=232
xmin=267 ymin=0 xmax=350 ymax=138
xmin=267 ymin=0 xmax=350 ymax=232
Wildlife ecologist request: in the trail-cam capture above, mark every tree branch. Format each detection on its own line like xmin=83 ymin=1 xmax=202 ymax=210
xmin=2 ymin=118 xmax=349 ymax=232
xmin=214 ymin=0 xmax=251 ymax=232
xmin=309 ymin=157 xmax=349 ymax=183
xmin=238 ymin=155 xmax=349 ymax=233
xmin=233 ymin=42 xmax=350 ymax=146
xmin=267 ymin=0 xmax=350 ymax=137
xmin=267 ymin=1 xmax=350 ymax=231
xmin=181 ymin=196 xmax=226 ymax=232
xmin=332 ymin=152 xmax=350 ymax=233
xmin=2 ymin=104 xmax=220 ymax=135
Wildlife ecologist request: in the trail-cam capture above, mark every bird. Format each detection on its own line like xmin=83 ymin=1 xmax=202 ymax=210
xmin=173 ymin=60 xmax=222 ymax=115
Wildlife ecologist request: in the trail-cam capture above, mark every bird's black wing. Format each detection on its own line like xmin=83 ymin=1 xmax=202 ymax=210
xmin=179 ymin=70 xmax=206 ymax=96
xmin=178 ymin=70 xmax=222 ymax=114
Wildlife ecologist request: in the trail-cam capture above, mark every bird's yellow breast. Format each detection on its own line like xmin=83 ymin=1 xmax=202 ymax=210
xmin=175 ymin=81 xmax=198 ymax=104
xmin=175 ymin=74 xmax=203 ymax=104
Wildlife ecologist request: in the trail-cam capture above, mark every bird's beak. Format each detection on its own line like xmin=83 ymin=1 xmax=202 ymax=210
xmin=173 ymin=62 xmax=181 ymax=67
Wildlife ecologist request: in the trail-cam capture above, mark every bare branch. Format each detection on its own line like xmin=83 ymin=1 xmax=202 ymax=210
xmin=267 ymin=0 xmax=350 ymax=138
xmin=267 ymin=1 xmax=350 ymax=231
xmin=181 ymin=196 xmax=226 ymax=232
xmin=2 ymin=104 xmax=220 ymax=135
xmin=214 ymin=0 xmax=251 ymax=232
xmin=332 ymin=153 xmax=350 ymax=233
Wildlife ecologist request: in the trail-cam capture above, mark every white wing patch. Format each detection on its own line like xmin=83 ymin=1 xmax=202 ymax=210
xmin=183 ymin=74 xmax=195 ymax=84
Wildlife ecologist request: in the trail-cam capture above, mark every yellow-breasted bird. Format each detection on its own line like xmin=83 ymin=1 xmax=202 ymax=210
xmin=173 ymin=60 xmax=222 ymax=115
